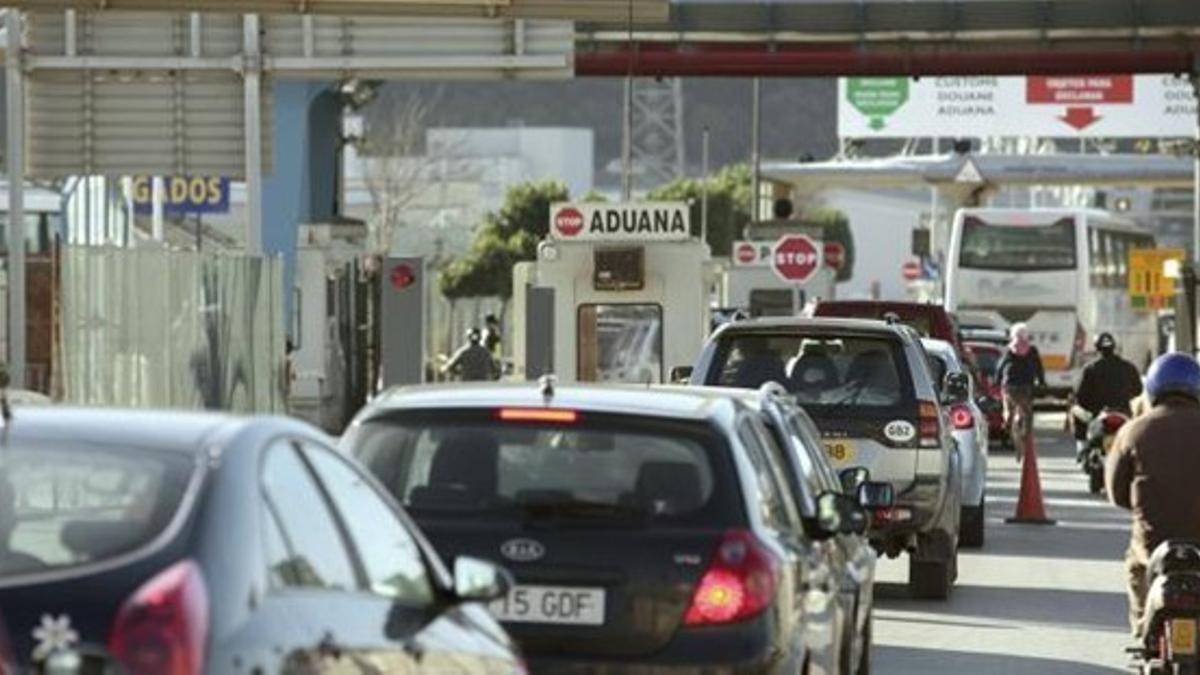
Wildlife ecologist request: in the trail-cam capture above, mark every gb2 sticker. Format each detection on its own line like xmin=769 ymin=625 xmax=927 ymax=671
xmin=883 ymin=420 xmax=917 ymax=443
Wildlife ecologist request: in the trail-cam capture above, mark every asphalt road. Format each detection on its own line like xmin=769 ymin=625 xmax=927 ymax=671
xmin=873 ymin=412 xmax=1133 ymax=674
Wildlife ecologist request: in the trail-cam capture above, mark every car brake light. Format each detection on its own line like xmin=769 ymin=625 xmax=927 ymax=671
xmin=497 ymin=408 xmax=579 ymax=424
xmin=950 ymin=404 xmax=974 ymax=430
xmin=918 ymin=401 xmax=941 ymax=448
xmin=1101 ymin=414 xmax=1128 ymax=435
xmin=684 ymin=530 xmax=780 ymax=626
xmin=108 ymin=560 xmax=208 ymax=675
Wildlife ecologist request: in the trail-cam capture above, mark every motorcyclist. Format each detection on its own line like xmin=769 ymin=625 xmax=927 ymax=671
xmin=1072 ymin=333 xmax=1144 ymax=459
xmin=995 ymin=322 xmax=1047 ymax=461
xmin=1106 ymin=352 xmax=1200 ymax=635
xmin=442 ymin=328 xmax=499 ymax=382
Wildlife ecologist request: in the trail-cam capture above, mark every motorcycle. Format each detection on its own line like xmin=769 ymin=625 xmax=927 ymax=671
xmin=1070 ymin=405 xmax=1130 ymax=494
xmin=1131 ymin=540 xmax=1200 ymax=675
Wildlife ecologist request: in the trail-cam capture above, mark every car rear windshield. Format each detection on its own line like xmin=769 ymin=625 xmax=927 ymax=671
xmin=970 ymin=347 xmax=1001 ymax=379
xmin=707 ymin=333 xmax=916 ymax=411
xmin=0 ymin=443 xmax=196 ymax=579
xmin=345 ymin=412 xmax=739 ymax=528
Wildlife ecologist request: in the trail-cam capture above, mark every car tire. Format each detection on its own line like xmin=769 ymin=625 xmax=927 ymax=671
xmin=960 ymin=501 xmax=986 ymax=549
xmin=909 ymin=556 xmax=953 ymax=600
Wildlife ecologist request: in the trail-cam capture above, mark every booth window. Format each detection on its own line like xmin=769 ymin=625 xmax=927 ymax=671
xmin=594 ymin=247 xmax=644 ymax=291
xmin=577 ymin=304 xmax=663 ymax=384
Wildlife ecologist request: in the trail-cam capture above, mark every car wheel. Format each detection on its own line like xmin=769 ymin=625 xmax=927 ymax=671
xmin=960 ymin=501 xmax=986 ymax=549
xmin=909 ymin=556 xmax=953 ymax=600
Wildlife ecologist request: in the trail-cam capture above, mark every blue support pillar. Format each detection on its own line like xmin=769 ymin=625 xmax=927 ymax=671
xmin=262 ymin=80 xmax=340 ymax=337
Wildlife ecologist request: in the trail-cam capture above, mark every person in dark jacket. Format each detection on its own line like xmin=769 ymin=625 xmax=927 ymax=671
xmin=995 ymin=323 xmax=1046 ymax=461
xmin=443 ymin=328 xmax=499 ymax=382
xmin=1073 ymin=332 xmax=1144 ymax=457
xmin=1106 ymin=352 xmax=1200 ymax=634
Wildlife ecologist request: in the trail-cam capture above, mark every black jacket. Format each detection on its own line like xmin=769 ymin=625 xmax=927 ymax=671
xmin=1076 ymin=354 xmax=1143 ymax=416
xmin=996 ymin=346 xmax=1046 ymax=389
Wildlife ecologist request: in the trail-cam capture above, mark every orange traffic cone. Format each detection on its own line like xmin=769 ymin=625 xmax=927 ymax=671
xmin=1005 ymin=433 xmax=1056 ymax=525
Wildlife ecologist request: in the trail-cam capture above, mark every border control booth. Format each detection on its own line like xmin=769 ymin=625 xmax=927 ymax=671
xmin=513 ymin=202 xmax=717 ymax=384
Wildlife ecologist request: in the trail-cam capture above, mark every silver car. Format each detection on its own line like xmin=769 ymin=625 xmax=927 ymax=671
xmin=690 ymin=317 xmax=964 ymax=600
xmin=922 ymin=338 xmax=989 ymax=549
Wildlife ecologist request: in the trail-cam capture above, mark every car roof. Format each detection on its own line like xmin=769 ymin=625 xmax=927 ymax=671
xmin=921 ymin=338 xmax=961 ymax=363
xmin=816 ymin=300 xmax=949 ymax=316
xmin=0 ymin=406 xmax=268 ymax=454
xmin=716 ymin=316 xmax=908 ymax=338
xmin=363 ymin=382 xmax=742 ymax=422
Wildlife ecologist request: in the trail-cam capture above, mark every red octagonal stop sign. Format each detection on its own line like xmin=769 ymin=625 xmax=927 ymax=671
xmin=772 ymin=234 xmax=822 ymax=283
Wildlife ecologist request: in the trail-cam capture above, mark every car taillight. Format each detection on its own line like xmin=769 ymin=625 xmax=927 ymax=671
xmin=950 ymin=404 xmax=974 ymax=430
xmin=1101 ymin=414 xmax=1128 ymax=435
xmin=918 ymin=401 xmax=941 ymax=448
xmin=108 ymin=560 xmax=208 ymax=675
xmin=684 ymin=530 xmax=780 ymax=626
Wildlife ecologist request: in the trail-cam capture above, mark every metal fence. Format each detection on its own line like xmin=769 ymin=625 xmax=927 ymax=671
xmin=59 ymin=247 xmax=285 ymax=412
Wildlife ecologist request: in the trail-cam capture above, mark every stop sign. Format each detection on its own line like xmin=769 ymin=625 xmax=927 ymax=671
xmin=902 ymin=260 xmax=922 ymax=281
xmin=772 ymin=235 xmax=822 ymax=283
xmin=823 ymin=241 xmax=845 ymax=270
xmin=735 ymin=242 xmax=758 ymax=265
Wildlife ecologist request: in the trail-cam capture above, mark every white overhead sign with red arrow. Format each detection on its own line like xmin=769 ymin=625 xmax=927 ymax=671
xmin=838 ymin=74 xmax=1196 ymax=138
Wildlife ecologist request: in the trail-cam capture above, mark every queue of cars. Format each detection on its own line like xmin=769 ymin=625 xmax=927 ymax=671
xmin=0 ymin=303 xmax=998 ymax=675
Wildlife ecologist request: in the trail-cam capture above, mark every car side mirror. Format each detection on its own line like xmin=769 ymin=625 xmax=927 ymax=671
xmin=857 ymin=481 xmax=896 ymax=509
xmin=670 ymin=366 xmax=693 ymax=384
xmin=838 ymin=466 xmax=869 ymax=494
xmin=817 ymin=491 xmax=869 ymax=536
xmin=942 ymin=371 xmax=970 ymax=404
xmin=452 ymin=556 xmax=512 ymax=603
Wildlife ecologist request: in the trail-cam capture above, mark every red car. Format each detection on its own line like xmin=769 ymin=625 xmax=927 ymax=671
xmin=965 ymin=341 xmax=1007 ymax=447
xmin=811 ymin=300 xmax=967 ymax=357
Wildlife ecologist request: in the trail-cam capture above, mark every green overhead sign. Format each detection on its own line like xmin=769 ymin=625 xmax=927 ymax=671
xmin=846 ymin=78 xmax=910 ymax=130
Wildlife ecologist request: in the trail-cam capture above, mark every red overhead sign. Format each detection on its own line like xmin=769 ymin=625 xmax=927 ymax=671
xmin=1026 ymin=76 xmax=1133 ymax=104
xmin=772 ymin=235 xmax=822 ymax=283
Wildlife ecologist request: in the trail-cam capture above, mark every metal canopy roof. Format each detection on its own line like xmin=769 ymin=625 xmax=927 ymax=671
xmin=576 ymin=0 xmax=1200 ymax=76
xmin=11 ymin=0 xmax=667 ymax=22
xmin=762 ymin=154 xmax=1198 ymax=190
xmin=585 ymin=0 xmax=1200 ymax=39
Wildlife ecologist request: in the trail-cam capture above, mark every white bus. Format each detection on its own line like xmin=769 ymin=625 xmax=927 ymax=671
xmin=945 ymin=207 xmax=1157 ymax=395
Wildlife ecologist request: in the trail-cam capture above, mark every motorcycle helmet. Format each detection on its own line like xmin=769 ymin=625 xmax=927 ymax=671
xmin=466 ymin=328 xmax=482 ymax=344
xmin=1148 ymin=540 xmax=1200 ymax=579
xmin=1094 ymin=332 xmax=1117 ymax=354
xmin=1145 ymin=352 xmax=1200 ymax=403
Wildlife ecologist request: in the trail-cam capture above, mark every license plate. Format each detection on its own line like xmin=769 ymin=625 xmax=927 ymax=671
xmin=823 ymin=440 xmax=857 ymax=465
xmin=489 ymin=585 xmax=606 ymax=626
xmin=1171 ymin=618 xmax=1198 ymax=656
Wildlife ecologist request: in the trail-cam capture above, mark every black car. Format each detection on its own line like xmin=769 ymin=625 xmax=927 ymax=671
xmin=0 ymin=408 xmax=523 ymax=674
xmin=340 ymin=382 xmax=871 ymax=674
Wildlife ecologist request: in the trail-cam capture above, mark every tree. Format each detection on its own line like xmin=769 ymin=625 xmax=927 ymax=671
xmin=798 ymin=207 xmax=856 ymax=283
xmin=440 ymin=180 xmax=570 ymax=302
xmin=648 ymin=163 xmax=753 ymax=258
xmin=357 ymin=90 xmax=464 ymax=255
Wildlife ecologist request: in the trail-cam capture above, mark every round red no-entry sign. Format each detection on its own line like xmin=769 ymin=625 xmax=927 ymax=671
xmin=772 ymin=235 xmax=822 ymax=283
xmin=390 ymin=263 xmax=417 ymax=290
xmin=902 ymin=260 xmax=922 ymax=281
xmin=735 ymin=242 xmax=757 ymax=265
xmin=823 ymin=241 xmax=845 ymax=271
xmin=553 ymin=207 xmax=585 ymax=237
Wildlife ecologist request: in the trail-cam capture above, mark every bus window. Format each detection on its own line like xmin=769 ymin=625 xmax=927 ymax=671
xmin=0 ymin=213 xmax=49 ymax=255
xmin=1087 ymin=228 xmax=1102 ymax=287
xmin=958 ymin=216 xmax=1076 ymax=271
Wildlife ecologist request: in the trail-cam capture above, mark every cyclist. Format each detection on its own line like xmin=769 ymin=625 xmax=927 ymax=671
xmin=995 ymin=323 xmax=1046 ymax=461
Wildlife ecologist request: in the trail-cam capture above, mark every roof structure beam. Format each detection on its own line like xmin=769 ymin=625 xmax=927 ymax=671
xmin=9 ymin=0 xmax=667 ymax=22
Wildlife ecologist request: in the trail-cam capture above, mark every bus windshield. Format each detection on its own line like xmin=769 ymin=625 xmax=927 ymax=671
xmin=958 ymin=216 xmax=1077 ymax=272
